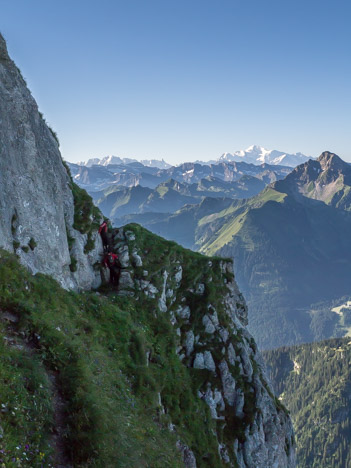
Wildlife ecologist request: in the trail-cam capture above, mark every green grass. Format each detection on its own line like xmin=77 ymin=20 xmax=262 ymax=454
xmin=28 ymin=238 xmax=37 ymax=251
xmin=197 ymin=188 xmax=287 ymax=256
xmin=156 ymin=185 xmax=169 ymax=197
xmin=0 ymin=332 xmax=53 ymax=467
xmin=200 ymin=210 xmax=248 ymax=256
xmin=0 ymin=230 xmax=236 ymax=467
xmin=0 ymin=250 xmax=182 ymax=467
xmin=254 ymin=187 xmax=287 ymax=204
xmin=0 ymin=222 xmax=271 ymax=467
xmin=62 ymin=160 xmax=102 ymax=253
xmin=69 ymin=182 xmax=102 ymax=253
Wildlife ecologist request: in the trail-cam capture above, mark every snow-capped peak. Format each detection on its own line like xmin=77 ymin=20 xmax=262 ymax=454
xmin=76 ymin=155 xmax=171 ymax=169
xmin=218 ymin=146 xmax=312 ymax=167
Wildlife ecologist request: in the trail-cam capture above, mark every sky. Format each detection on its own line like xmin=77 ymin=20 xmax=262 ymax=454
xmin=1 ymin=0 xmax=351 ymax=165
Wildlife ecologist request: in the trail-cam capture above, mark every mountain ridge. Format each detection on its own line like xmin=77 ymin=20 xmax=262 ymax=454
xmin=115 ymin=152 xmax=351 ymax=350
xmin=75 ymin=144 xmax=311 ymax=169
xmin=218 ymin=145 xmax=311 ymax=167
xmin=0 ymin=32 xmax=296 ymax=468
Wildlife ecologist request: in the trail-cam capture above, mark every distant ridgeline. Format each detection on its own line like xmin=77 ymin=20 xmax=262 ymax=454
xmin=82 ymin=150 xmax=351 ymax=351
xmin=204 ymin=152 xmax=351 ymax=350
xmin=0 ymin=33 xmax=296 ymax=467
xmin=263 ymin=337 xmax=351 ymax=468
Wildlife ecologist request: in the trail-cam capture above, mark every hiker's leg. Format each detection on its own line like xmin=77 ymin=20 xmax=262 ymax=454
xmin=116 ymin=268 xmax=121 ymax=286
xmin=110 ymin=269 xmax=115 ymax=284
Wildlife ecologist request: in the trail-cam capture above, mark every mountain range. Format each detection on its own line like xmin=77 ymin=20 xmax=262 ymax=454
xmin=0 ymin=32 xmax=296 ymax=468
xmin=78 ymin=154 xmax=172 ymax=169
xmin=68 ymin=159 xmax=292 ymax=195
xmin=3 ymin=28 xmax=350 ymax=468
xmin=75 ymin=145 xmax=311 ymax=170
xmin=91 ymin=175 xmax=278 ymax=222
xmin=111 ymin=152 xmax=351 ymax=350
xmin=217 ymin=145 xmax=311 ymax=167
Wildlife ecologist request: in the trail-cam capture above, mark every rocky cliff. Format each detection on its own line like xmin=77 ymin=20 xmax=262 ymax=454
xmin=0 ymin=33 xmax=295 ymax=467
xmin=105 ymin=223 xmax=296 ymax=467
xmin=0 ymin=33 xmax=102 ymax=290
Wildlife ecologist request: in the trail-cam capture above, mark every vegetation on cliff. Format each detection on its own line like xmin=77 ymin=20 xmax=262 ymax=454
xmin=0 ymin=224 xmax=243 ymax=467
xmin=264 ymin=338 xmax=351 ymax=468
xmin=0 ymin=218 xmax=294 ymax=467
xmin=0 ymin=249 xmax=181 ymax=467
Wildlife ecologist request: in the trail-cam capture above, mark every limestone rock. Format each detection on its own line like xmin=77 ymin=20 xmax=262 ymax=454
xmin=145 ymin=283 xmax=158 ymax=298
xmin=235 ymin=389 xmax=245 ymax=418
xmin=174 ymin=265 xmax=183 ymax=284
xmin=204 ymin=351 xmax=216 ymax=372
xmin=158 ymin=270 xmax=168 ymax=312
xmin=175 ymin=305 xmax=191 ymax=320
xmin=193 ymin=353 xmax=205 ymax=369
xmin=131 ymin=249 xmax=142 ymax=267
xmin=195 ymin=283 xmax=205 ymax=295
xmin=185 ymin=331 xmax=194 ymax=356
xmin=219 ymin=360 xmax=236 ymax=406
xmin=113 ymin=228 xmax=125 ymax=241
xmin=117 ymin=245 xmax=129 ymax=267
xmin=140 ymin=280 xmax=150 ymax=290
xmin=176 ymin=441 xmax=197 ymax=468
xmin=118 ymin=271 xmax=134 ymax=290
xmin=125 ymin=231 xmax=135 ymax=241
xmin=0 ymin=34 xmax=102 ymax=290
xmin=204 ymin=387 xmax=218 ymax=419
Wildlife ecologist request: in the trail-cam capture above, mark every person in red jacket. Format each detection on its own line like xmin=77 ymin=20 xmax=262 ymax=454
xmin=103 ymin=252 xmax=121 ymax=285
xmin=99 ymin=221 xmax=110 ymax=251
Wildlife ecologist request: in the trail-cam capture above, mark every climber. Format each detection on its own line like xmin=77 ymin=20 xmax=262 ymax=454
xmin=99 ymin=220 xmax=111 ymax=251
xmin=103 ymin=252 xmax=121 ymax=286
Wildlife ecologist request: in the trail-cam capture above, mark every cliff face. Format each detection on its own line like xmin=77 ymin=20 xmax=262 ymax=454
xmin=110 ymin=224 xmax=296 ymax=467
xmin=0 ymin=34 xmax=102 ymax=289
xmin=0 ymin=33 xmax=296 ymax=467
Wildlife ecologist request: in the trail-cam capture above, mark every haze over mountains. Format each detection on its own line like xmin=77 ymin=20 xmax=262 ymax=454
xmin=74 ymin=145 xmax=311 ymax=170
xmin=3 ymin=25 xmax=351 ymax=467
xmin=72 ymin=150 xmax=351 ymax=351
xmin=3 ymin=15 xmax=351 ymax=468
xmin=181 ymin=153 xmax=351 ymax=350
xmin=0 ymin=32 xmax=297 ymax=467
xmin=88 ymin=166 xmax=291 ymax=223
xmin=68 ymin=157 xmax=293 ymax=197
xmin=78 ymin=154 xmax=172 ymax=169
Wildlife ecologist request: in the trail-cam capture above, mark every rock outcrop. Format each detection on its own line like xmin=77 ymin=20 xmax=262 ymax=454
xmin=0 ymin=33 xmax=102 ymax=289
xmin=105 ymin=224 xmax=296 ymax=467
xmin=0 ymin=32 xmax=295 ymax=466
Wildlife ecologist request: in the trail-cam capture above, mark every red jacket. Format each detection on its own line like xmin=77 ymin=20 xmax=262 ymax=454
xmin=99 ymin=222 xmax=108 ymax=234
xmin=103 ymin=253 xmax=119 ymax=268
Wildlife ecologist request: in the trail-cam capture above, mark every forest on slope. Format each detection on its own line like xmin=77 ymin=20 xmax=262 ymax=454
xmin=264 ymin=338 xmax=351 ymax=468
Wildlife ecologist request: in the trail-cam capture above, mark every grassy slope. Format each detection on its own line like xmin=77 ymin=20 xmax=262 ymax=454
xmin=0 ymin=223 xmax=239 ymax=468
xmin=199 ymin=188 xmax=287 ymax=256
xmin=0 ymin=250 xmax=180 ymax=467
xmin=196 ymin=187 xmax=351 ymax=350
xmin=113 ymin=184 xmax=351 ymax=351
xmin=263 ymin=338 xmax=351 ymax=468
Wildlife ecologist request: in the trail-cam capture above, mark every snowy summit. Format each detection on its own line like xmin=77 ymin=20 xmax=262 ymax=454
xmin=78 ymin=155 xmax=171 ymax=169
xmin=218 ymin=145 xmax=311 ymax=167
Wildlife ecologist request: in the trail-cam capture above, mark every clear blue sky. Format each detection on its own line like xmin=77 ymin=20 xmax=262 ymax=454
xmin=2 ymin=0 xmax=351 ymax=164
